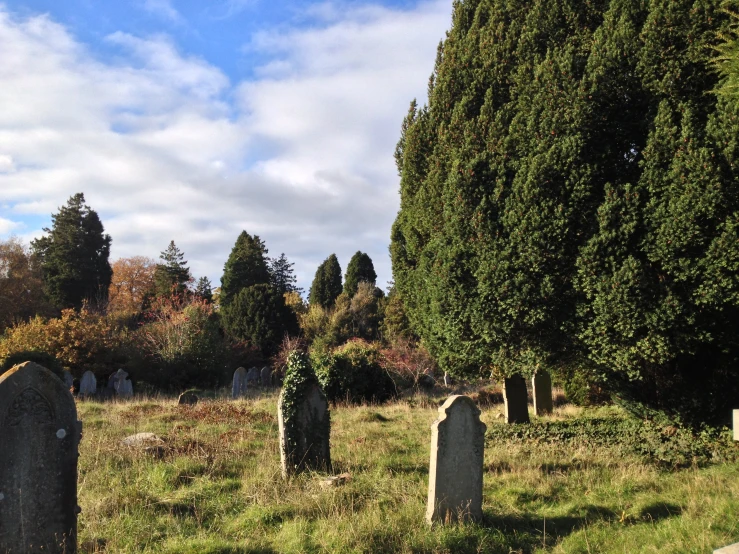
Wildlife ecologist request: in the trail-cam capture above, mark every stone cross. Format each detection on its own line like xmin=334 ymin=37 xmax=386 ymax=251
xmin=232 ymin=367 xmax=248 ymax=399
xmin=260 ymin=366 xmax=271 ymax=387
xmin=532 ymin=370 xmax=553 ymax=416
xmin=79 ymin=371 xmax=97 ymax=397
xmin=503 ymin=374 xmax=530 ymax=424
xmin=278 ymin=383 xmax=331 ymax=477
xmin=62 ymin=370 xmax=74 ymax=391
xmin=0 ymin=362 xmax=82 ymax=553
xmin=110 ymin=369 xmax=133 ymax=398
xmin=734 ymin=410 xmax=739 ymax=442
xmin=426 ymin=395 xmax=486 ymax=525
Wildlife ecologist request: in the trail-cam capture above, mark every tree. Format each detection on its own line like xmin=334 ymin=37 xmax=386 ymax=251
xmin=269 ymin=253 xmax=303 ymax=296
xmin=194 ymin=276 xmax=213 ymax=302
xmin=108 ymin=256 xmax=156 ymax=313
xmin=0 ymin=237 xmax=53 ymax=331
xmin=153 ymin=241 xmax=192 ymax=297
xmin=391 ymin=0 xmax=737 ymax=424
xmin=343 ymin=251 xmax=377 ymax=297
xmin=220 ymin=231 xmax=270 ymax=307
xmin=31 ymin=193 xmax=112 ymax=309
xmin=309 ymin=254 xmax=342 ymax=308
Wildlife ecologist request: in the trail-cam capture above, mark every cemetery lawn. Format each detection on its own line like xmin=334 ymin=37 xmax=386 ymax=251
xmin=76 ymin=392 xmax=739 ymax=554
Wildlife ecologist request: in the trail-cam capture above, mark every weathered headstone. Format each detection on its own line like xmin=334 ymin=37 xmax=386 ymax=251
xmin=278 ymin=383 xmax=331 ymax=477
xmin=503 ymin=374 xmax=530 ymax=424
xmin=734 ymin=410 xmax=739 ymax=442
xmin=715 ymin=542 xmax=739 ymax=554
xmin=62 ymin=370 xmax=74 ymax=391
xmin=110 ymin=369 xmax=132 ymax=398
xmin=232 ymin=367 xmax=248 ymax=398
xmin=246 ymin=367 xmax=260 ymax=386
xmin=79 ymin=371 xmax=97 ymax=397
xmin=0 ymin=362 xmax=82 ymax=553
xmin=260 ymin=366 xmax=272 ymax=387
xmin=426 ymin=395 xmax=486 ymax=524
xmin=178 ymin=392 xmax=198 ymax=405
xmin=532 ymin=370 xmax=553 ymax=416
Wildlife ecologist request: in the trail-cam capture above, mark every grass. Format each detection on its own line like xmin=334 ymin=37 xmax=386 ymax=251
xmin=75 ymin=389 xmax=739 ymax=553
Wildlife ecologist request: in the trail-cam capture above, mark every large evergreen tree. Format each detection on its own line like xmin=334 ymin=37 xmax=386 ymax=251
xmin=269 ymin=253 xmax=303 ymax=296
xmin=220 ymin=231 xmax=270 ymax=307
xmin=391 ymin=0 xmax=738 ymax=424
xmin=343 ymin=251 xmax=377 ymax=297
xmin=153 ymin=241 xmax=191 ymax=297
xmin=308 ymin=254 xmax=342 ymax=308
xmin=31 ymin=193 xmax=112 ymax=309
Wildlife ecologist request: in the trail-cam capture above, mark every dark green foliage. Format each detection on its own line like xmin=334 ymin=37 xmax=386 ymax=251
xmin=0 ymin=350 xmax=64 ymax=380
xmin=391 ymin=0 xmax=738 ymax=424
xmin=153 ymin=241 xmax=191 ymax=297
xmin=31 ymin=193 xmax=112 ymax=309
xmin=313 ymin=340 xmax=396 ymax=404
xmin=194 ymin=276 xmax=213 ymax=302
xmin=381 ymin=286 xmax=417 ymax=345
xmin=220 ymin=231 xmax=271 ymax=308
xmin=221 ymin=284 xmax=299 ymax=356
xmin=269 ymin=253 xmax=303 ymax=295
xmin=309 ymin=254 xmax=342 ymax=308
xmin=343 ymin=251 xmax=377 ymax=297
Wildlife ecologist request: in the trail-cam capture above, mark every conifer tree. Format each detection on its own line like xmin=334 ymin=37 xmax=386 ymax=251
xmin=31 ymin=193 xmax=112 ymax=309
xmin=309 ymin=254 xmax=342 ymax=308
xmin=269 ymin=253 xmax=303 ymax=295
xmin=153 ymin=241 xmax=191 ymax=297
xmin=194 ymin=276 xmax=213 ymax=302
xmin=220 ymin=231 xmax=270 ymax=307
xmin=343 ymin=251 xmax=377 ymax=297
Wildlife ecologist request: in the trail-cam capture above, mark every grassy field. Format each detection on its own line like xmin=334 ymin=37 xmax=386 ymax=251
xmin=76 ymin=388 xmax=739 ymax=553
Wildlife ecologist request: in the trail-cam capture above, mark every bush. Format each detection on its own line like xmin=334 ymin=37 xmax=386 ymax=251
xmin=313 ymin=340 xmax=396 ymax=404
xmin=561 ymin=367 xmax=610 ymax=407
xmin=0 ymin=350 xmax=64 ymax=380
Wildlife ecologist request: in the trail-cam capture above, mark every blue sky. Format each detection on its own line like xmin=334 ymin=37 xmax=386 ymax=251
xmin=0 ymin=0 xmax=451 ymax=290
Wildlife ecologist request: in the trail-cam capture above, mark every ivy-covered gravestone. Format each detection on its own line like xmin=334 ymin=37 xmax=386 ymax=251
xmin=278 ymin=351 xmax=331 ymax=478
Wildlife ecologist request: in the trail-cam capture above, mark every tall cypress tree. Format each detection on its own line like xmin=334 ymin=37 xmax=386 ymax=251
xmin=220 ymin=231 xmax=270 ymax=308
xmin=31 ymin=193 xmax=112 ymax=309
xmin=309 ymin=254 xmax=342 ymax=308
xmin=343 ymin=251 xmax=377 ymax=297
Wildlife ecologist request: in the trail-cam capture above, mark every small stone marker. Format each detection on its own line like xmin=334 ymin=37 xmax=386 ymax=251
xmin=62 ymin=370 xmax=74 ymax=390
xmin=246 ymin=367 xmax=260 ymax=386
xmin=111 ymin=369 xmax=133 ymax=397
xmin=503 ymin=374 xmax=530 ymax=423
xmin=0 ymin=362 xmax=82 ymax=553
xmin=715 ymin=542 xmax=739 ymax=554
xmin=260 ymin=366 xmax=271 ymax=387
xmin=178 ymin=392 xmax=198 ymax=405
xmin=532 ymin=370 xmax=553 ymax=416
xmin=278 ymin=383 xmax=331 ymax=477
xmin=232 ymin=367 xmax=248 ymax=398
xmin=79 ymin=371 xmax=97 ymax=397
xmin=426 ymin=395 xmax=486 ymax=524
xmin=734 ymin=410 xmax=739 ymax=442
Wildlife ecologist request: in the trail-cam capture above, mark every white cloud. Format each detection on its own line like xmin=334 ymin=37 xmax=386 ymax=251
xmin=0 ymin=217 xmax=21 ymax=235
xmin=140 ymin=0 xmax=184 ymax=24
xmin=0 ymin=1 xmax=451 ymax=290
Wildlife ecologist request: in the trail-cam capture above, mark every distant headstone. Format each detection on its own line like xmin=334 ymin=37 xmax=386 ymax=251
xmin=79 ymin=371 xmax=97 ymax=397
xmin=503 ymin=374 xmax=530 ymax=424
xmin=426 ymin=395 xmax=486 ymax=524
xmin=62 ymin=370 xmax=74 ymax=390
xmin=734 ymin=410 xmax=739 ymax=442
xmin=715 ymin=542 xmax=739 ymax=554
xmin=0 ymin=362 xmax=82 ymax=553
xmin=178 ymin=392 xmax=198 ymax=405
xmin=532 ymin=370 xmax=553 ymax=416
xmin=111 ymin=369 xmax=133 ymax=398
xmin=260 ymin=366 xmax=272 ymax=387
xmin=232 ymin=367 xmax=248 ymax=399
xmin=278 ymin=383 xmax=331 ymax=477
xmin=246 ymin=367 xmax=260 ymax=386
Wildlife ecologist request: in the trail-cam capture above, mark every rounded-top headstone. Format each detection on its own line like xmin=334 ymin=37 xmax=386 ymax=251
xmin=232 ymin=367 xmax=248 ymax=399
xmin=79 ymin=371 xmax=97 ymax=397
xmin=178 ymin=392 xmax=198 ymax=406
xmin=260 ymin=366 xmax=272 ymax=387
xmin=0 ymin=362 xmax=82 ymax=552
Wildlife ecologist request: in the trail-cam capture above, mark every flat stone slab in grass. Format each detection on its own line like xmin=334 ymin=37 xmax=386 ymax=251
xmin=0 ymin=361 xmax=82 ymax=553
xmin=715 ymin=542 xmax=739 ymax=554
xmin=120 ymin=432 xmax=163 ymax=447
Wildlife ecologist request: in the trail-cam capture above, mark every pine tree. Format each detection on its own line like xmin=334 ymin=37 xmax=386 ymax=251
xmin=31 ymin=193 xmax=112 ymax=309
xmin=308 ymin=254 xmax=342 ymax=308
xmin=343 ymin=251 xmax=377 ymax=297
xmin=269 ymin=253 xmax=303 ymax=295
xmin=153 ymin=241 xmax=191 ymax=297
xmin=194 ymin=276 xmax=213 ymax=302
xmin=220 ymin=231 xmax=270 ymax=307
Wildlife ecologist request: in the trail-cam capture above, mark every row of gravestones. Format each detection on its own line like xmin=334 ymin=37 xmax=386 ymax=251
xmin=231 ymin=366 xmax=273 ymax=398
xmin=60 ymin=368 xmax=134 ymax=399
xmin=503 ymin=371 xmax=553 ymax=424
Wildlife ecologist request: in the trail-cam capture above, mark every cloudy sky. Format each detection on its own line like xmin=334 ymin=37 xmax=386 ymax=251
xmin=0 ymin=0 xmax=451 ymax=292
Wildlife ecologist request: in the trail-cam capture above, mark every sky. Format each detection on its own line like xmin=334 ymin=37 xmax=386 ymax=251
xmin=0 ymin=0 xmax=452 ymax=293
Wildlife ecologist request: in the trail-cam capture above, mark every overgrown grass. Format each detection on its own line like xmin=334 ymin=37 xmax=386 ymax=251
xmin=76 ymin=390 xmax=739 ymax=553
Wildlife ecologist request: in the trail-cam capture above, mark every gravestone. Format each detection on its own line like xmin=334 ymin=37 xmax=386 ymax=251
xmin=79 ymin=371 xmax=97 ymax=397
xmin=426 ymin=395 xmax=486 ymax=524
xmin=532 ymin=370 xmax=553 ymax=416
xmin=110 ymin=369 xmax=133 ymax=398
xmin=0 ymin=362 xmax=82 ymax=553
xmin=503 ymin=374 xmax=530 ymax=423
xmin=178 ymin=392 xmax=198 ymax=405
xmin=246 ymin=367 xmax=260 ymax=386
xmin=278 ymin=383 xmax=331 ymax=477
xmin=232 ymin=367 xmax=248 ymax=399
xmin=734 ymin=410 xmax=739 ymax=441
xmin=62 ymin=370 xmax=74 ymax=391
xmin=260 ymin=366 xmax=272 ymax=387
